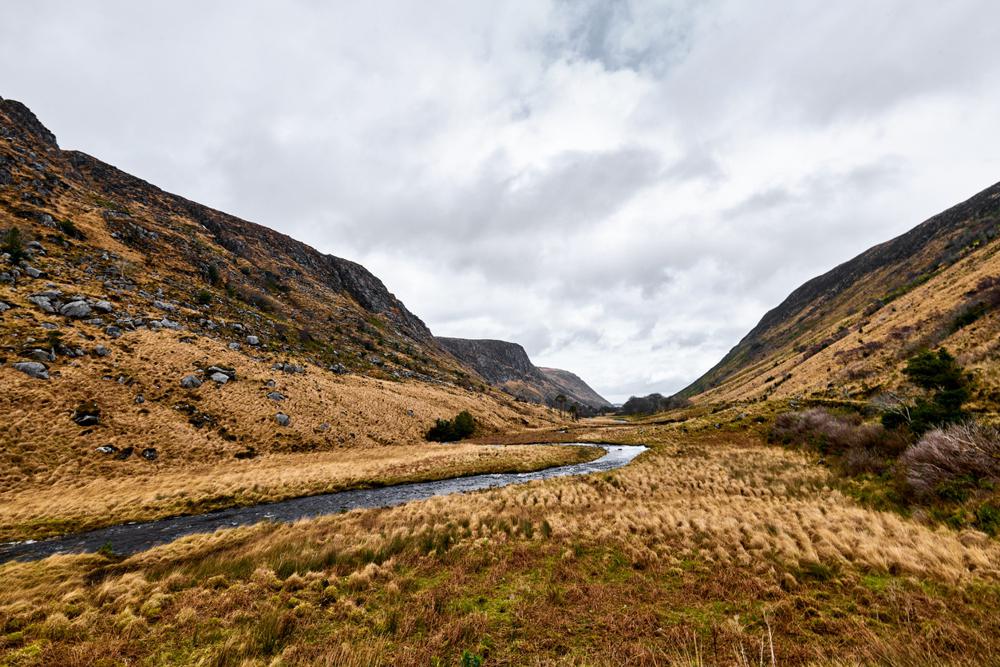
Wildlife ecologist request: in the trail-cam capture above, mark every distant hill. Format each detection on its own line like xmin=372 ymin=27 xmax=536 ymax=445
xmin=679 ymin=181 xmax=1000 ymax=408
xmin=437 ymin=337 xmax=612 ymax=412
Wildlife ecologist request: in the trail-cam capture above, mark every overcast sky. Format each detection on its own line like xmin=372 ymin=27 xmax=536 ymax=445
xmin=3 ymin=1 xmax=1000 ymax=402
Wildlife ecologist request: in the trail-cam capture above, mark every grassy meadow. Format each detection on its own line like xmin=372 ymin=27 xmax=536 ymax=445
xmin=3 ymin=411 xmax=1000 ymax=666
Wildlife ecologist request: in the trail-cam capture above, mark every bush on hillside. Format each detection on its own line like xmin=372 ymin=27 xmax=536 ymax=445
xmin=426 ymin=410 xmax=476 ymax=442
xmin=899 ymin=422 xmax=1000 ymax=501
xmin=881 ymin=348 xmax=970 ymax=434
xmin=1 ymin=226 xmax=26 ymax=263
xmin=770 ymin=408 xmax=906 ymax=476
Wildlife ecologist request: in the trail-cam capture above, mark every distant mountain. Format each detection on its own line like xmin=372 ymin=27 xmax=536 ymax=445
xmin=679 ymin=181 xmax=1000 ymax=407
xmin=437 ymin=337 xmax=612 ymax=412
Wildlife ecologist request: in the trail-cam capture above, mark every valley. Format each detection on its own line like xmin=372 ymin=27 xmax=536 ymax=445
xmin=2 ymin=92 xmax=1000 ymax=666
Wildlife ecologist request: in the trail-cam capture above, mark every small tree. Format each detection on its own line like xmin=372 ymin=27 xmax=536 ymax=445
xmin=452 ymin=410 xmax=475 ymax=439
xmin=882 ymin=348 xmax=971 ymax=434
xmin=426 ymin=410 xmax=476 ymax=442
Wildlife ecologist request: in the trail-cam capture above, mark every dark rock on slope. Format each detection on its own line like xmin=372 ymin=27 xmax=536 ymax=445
xmin=437 ymin=337 xmax=611 ymax=412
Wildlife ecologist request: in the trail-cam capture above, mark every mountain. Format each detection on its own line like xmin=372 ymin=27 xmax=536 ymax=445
xmin=436 ymin=337 xmax=612 ymax=412
xmin=679 ymin=181 xmax=1000 ymax=407
xmin=0 ymin=96 xmax=562 ymax=488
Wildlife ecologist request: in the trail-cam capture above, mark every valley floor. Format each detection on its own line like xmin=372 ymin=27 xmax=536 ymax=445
xmin=0 ymin=444 xmax=598 ymax=542
xmin=3 ymin=418 xmax=1000 ymax=665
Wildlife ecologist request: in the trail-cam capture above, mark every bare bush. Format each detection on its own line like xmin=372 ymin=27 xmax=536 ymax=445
xmin=771 ymin=408 xmax=888 ymax=455
xmin=841 ymin=447 xmax=887 ymax=476
xmin=899 ymin=422 xmax=1000 ymax=499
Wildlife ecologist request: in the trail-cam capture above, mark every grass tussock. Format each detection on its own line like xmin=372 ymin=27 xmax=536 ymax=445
xmin=3 ymin=422 xmax=1000 ymax=665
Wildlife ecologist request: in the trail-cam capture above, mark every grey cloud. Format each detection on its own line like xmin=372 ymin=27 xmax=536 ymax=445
xmin=3 ymin=0 xmax=999 ymax=402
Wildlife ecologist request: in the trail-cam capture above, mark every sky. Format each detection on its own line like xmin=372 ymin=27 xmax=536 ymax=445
xmin=3 ymin=1 xmax=1000 ymax=403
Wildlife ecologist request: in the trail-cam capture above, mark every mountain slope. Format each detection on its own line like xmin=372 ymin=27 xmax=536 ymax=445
xmin=437 ymin=337 xmax=612 ymax=412
xmin=0 ymin=96 xmax=565 ymax=536
xmin=680 ymin=181 xmax=1000 ymax=406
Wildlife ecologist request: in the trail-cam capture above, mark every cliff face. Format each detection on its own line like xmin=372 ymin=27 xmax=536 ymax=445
xmin=437 ymin=337 xmax=611 ymax=411
xmin=537 ymin=367 xmax=614 ymax=410
xmin=679 ymin=181 xmax=1000 ymax=405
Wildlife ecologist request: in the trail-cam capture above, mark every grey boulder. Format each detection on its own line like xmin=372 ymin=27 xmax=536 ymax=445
xmin=59 ymin=300 xmax=92 ymax=318
xmin=275 ymin=412 xmax=291 ymax=426
xmin=12 ymin=361 xmax=49 ymax=379
xmin=180 ymin=374 xmax=202 ymax=389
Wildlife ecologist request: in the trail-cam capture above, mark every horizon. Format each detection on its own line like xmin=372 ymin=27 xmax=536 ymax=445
xmin=3 ymin=1 xmax=1000 ymax=403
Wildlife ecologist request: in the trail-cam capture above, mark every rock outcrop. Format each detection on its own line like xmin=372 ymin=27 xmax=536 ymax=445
xmin=437 ymin=337 xmax=611 ymax=412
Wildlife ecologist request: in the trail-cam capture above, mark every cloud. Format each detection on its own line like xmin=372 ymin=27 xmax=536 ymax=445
xmin=2 ymin=0 xmax=1000 ymax=403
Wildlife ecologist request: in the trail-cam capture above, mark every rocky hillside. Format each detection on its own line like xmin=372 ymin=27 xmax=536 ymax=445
xmin=0 ymin=96 xmax=562 ymax=499
xmin=437 ymin=337 xmax=612 ymax=412
xmin=679 ymin=181 xmax=1000 ymax=408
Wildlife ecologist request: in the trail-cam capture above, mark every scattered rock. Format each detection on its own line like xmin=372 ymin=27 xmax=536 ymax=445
xmin=246 ymin=335 xmax=260 ymax=346
xmin=180 ymin=374 xmax=202 ymax=389
xmin=406 ymin=409 xmax=414 ymax=417
xmin=27 ymin=295 xmax=55 ymax=313
xmin=24 ymin=266 xmax=42 ymax=279
xmin=0 ymin=301 xmax=9 ymax=313
xmin=95 ymin=445 xmax=118 ymax=455
xmin=316 ymin=422 xmax=331 ymax=432
xmin=264 ymin=379 xmax=276 ymax=388
xmin=273 ymin=362 xmax=305 ymax=374
xmin=72 ymin=401 xmax=101 ymax=426
xmin=134 ymin=394 xmax=145 ymax=404
xmin=329 ymin=363 xmax=348 ymax=374
xmin=115 ymin=446 xmax=134 ymax=460
xmin=275 ymin=412 xmax=291 ymax=426
xmin=59 ymin=300 xmax=92 ymax=318
xmin=153 ymin=300 xmax=176 ymax=312
xmin=92 ymin=345 xmax=110 ymax=357
xmin=105 ymin=325 xmax=123 ymax=338
xmin=12 ymin=361 xmax=48 ymax=379
xmin=92 ymin=300 xmax=113 ymax=313
xmin=209 ymin=372 xmax=229 ymax=385
xmin=234 ymin=447 xmax=257 ymax=460
xmin=266 ymin=391 xmax=285 ymax=401
xmin=26 ymin=241 xmax=44 ymax=254
xmin=141 ymin=447 xmax=158 ymax=461
xmin=228 ymin=342 xmax=241 ymax=351
xmin=205 ymin=365 xmax=237 ymax=381
xmin=26 ymin=348 xmax=54 ymax=362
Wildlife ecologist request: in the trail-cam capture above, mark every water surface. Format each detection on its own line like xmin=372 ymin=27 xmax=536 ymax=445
xmin=0 ymin=443 xmax=645 ymax=563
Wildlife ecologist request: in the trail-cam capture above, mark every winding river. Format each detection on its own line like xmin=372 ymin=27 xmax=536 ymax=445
xmin=0 ymin=443 xmax=646 ymax=563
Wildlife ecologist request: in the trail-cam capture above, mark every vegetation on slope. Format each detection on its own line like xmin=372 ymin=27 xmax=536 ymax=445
xmin=2 ymin=418 xmax=1000 ymax=665
xmin=679 ymin=181 xmax=1000 ymax=407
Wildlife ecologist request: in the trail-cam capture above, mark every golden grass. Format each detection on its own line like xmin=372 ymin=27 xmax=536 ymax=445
xmin=0 ymin=443 xmax=601 ymax=541
xmin=696 ymin=237 xmax=1000 ymax=406
xmin=0 ymin=324 xmax=574 ymax=537
xmin=3 ymin=422 xmax=1000 ymax=665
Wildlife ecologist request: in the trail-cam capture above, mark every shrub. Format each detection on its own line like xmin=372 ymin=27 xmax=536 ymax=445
xmin=56 ymin=219 xmax=85 ymax=240
xmin=1 ymin=226 xmax=26 ymax=262
xmin=881 ymin=348 xmax=971 ymax=434
xmin=452 ymin=410 xmax=475 ymax=438
xmin=771 ymin=408 xmax=892 ymax=457
xmin=195 ymin=289 xmax=213 ymax=305
xmin=899 ymin=422 xmax=1000 ymax=500
xmin=426 ymin=410 xmax=476 ymax=442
